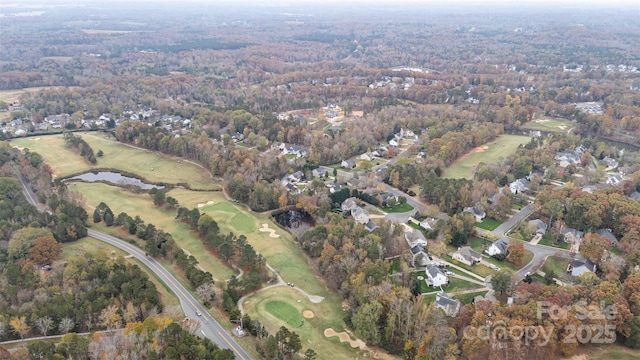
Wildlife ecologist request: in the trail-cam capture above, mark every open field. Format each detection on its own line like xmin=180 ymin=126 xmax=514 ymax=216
xmin=243 ymin=286 xmax=367 ymax=360
xmin=583 ymin=344 xmax=640 ymax=359
xmin=443 ymin=135 xmax=531 ymax=179
xmin=62 ymin=237 xmax=180 ymax=306
xmin=542 ymin=255 xmax=572 ymax=281
xmin=475 ymin=218 xmax=503 ymax=231
xmin=11 ymin=133 xmax=219 ymax=190
xmin=522 ymin=116 xmax=573 ymax=133
xmin=72 ymin=182 xmax=235 ymax=280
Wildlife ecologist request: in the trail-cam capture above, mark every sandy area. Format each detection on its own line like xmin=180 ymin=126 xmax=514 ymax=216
xmin=471 ymin=145 xmax=489 ymax=153
xmin=324 ymin=328 xmax=367 ymax=350
xmin=34 ymin=138 xmax=40 ymax=141
xmin=303 ymin=310 xmax=314 ymax=319
xmin=197 ymin=200 xmax=215 ymax=208
xmin=258 ymin=223 xmax=280 ymax=238
xmin=533 ymin=119 xmax=550 ymax=123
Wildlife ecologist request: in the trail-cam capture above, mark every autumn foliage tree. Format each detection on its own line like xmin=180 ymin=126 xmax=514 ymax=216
xmin=28 ymin=236 xmax=62 ymax=266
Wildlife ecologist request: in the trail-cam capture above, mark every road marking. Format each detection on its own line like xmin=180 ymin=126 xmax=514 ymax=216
xmin=219 ymin=331 xmax=246 ymax=360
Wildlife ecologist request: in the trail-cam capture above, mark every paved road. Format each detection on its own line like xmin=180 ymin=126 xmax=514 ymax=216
xmin=15 ymin=170 xmax=252 ymax=360
xmin=491 ymin=203 xmax=536 ymax=236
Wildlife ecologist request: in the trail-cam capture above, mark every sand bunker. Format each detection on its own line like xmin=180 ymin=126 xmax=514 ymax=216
xmin=197 ymin=200 xmax=215 ymax=208
xmin=557 ymin=125 xmax=567 ymax=130
xmin=324 ymin=328 xmax=367 ymax=349
xmin=303 ymin=310 xmax=314 ymax=319
xmin=34 ymin=138 xmax=41 ymax=141
xmin=258 ymin=223 xmax=280 ymax=238
xmin=533 ymin=119 xmax=550 ymax=123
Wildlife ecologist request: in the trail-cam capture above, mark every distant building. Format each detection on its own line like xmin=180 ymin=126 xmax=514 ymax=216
xmin=485 ymin=239 xmax=510 ymax=257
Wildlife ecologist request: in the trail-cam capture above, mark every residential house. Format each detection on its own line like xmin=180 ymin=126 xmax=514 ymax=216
xmin=419 ymin=218 xmax=437 ymax=231
xmin=452 ymin=246 xmax=482 ymax=266
xmin=426 ymin=264 xmax=448 ymax=287
xmin=630 ymin=191 xmax=640 ymax=200
xmin=358 ymin=153 xmax=374 ymax=161
xmin=509 ymin=178 xmax=530 ymax=194
xmin=378 ymin=193 xmax=397 ymax=207
xmin=528 ymin=219 xmax=548 ymax=235
xmin=288 ymin=171 xmax=304 ymax=183
xmin=411 ymin=245 xmax=430 ymax=267
xmin=231 ymin=132 xmax=245 ymax=143
xmin=281 ymin=144 xmax=307 ymax=158
xmin=352 ymin=207 xmax=370 ymax=224
xmin=595 ymin=229 xmax=618 ymax=246
xmin=569 ymin=258 xmax=597 ymax=277
xmin=364 ymin=221 xmax=379 ymax=233
xmin=389 ymin=139 xmax=399 ymax=147
xmin=463 ymin=207 xmax=486 ymax=222
xmin=602 ymin=156 xmax=619 ymax=169
xmin=341 ymin=159 xmax=357 ymax=169
xmin=606 ymin=174 xmax=623 ymax=185
xmin=434 ymin=292 xmax=461 ymax=317
xmin=347 ymin=177 xmax=364 ymax=189
xmin=485 ymin=239 xmax=510 ymax=257
xmin=341 ymin=197 xmax=359 ymax=213
xmin=375 ymin=166 xmax=388 ymax=177
xmin=329 ymin=183 xmax=347 ymax=194
xmin=312 ymin=166 xmax=332 ymax=179
xmin=561 ymin=227 xmax=584 ymax=243
xmin=284 ymin=182 xmax=301 ymax=195
xmin=400 ymin=128 xmax=416 ymax=138
xmin=405 ymin=227 xmax=427 ymax=248
xmin=575 ymin=145 xmax=587 ymax=154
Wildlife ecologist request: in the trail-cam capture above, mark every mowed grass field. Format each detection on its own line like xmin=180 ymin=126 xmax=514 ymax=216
xmin=243 ymin=286 xmax=366 ymax=360
xmin=72 ymin=182 xmax=235 ymax=280
xmin=265 ymin=300 xmax=304 ymax=327
xmin=11 ymin=133 xmax=219 ymax=190
xmin=443 ymin=135 xmax=531 ymax=179
xmin=522 ymin=116 xmax=573 ymax=133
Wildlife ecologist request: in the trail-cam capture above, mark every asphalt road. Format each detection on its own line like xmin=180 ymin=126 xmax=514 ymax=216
xmin=15 ymin=170 xmax=252 ymax=360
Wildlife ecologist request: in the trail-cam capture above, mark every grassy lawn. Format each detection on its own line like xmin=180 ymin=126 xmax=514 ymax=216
xmin=443 ymin=135 xmax=531 ymax=179
xmin=538 ymin=234 xmax=570 ymax=249
xmin=542 ymin=255 xmax=572 ymax=281
xmin=243 ymin=286 xmax=365 ymax=360
xmin=377 ymin=202 xmax=414 ymax=213
xmin=584 ymin=344 xmax=640 ymax=360
xmin=73 ymin=182 xmax=235 ymax=280
xmin=455 ymin=290 xmax=489 ymax=305
xmin=265 ymin=300 xmax=304 ymax=328
xmin=522 ymin=116 xmax=573 ymax=133
xmin=610 ymin=246 xmax=622 ymax=256
xmin=482 ymin=249 xmax=534 ymax=272
xmin=467 ymin=237 xmax=490 ymax=253
xmin=476 ymin=218 xmax=502 ymax=231
xmin=446 ymin=277 xmax=483 ymax=292
xmin=11 ymin=133 xmax=219 ymax=190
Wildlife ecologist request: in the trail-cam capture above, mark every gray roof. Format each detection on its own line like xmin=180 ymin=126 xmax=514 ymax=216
xmin=571 ymin=258 xmax=597 ymax=276
xmin=426 ymin=264 xmax=445 ymax=279
xmin=492 ymin=239 xmax=510 ymax=252
xmin=457 ymin=246 xmax=482 ymax=261
xmin=595 ymin=229 xmax=618 ymax=244
xmin=528 ymin=219 xmax=548 ymax=232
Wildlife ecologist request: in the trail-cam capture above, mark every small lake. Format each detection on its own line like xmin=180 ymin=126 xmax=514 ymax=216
xmin=63 ymin=171 xmax=164 ymax=190
xmin=273 ymin=209 xmax=315 ymax=229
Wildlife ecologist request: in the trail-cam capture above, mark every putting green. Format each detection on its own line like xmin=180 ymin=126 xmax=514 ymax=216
xmin=265 ymin=300 xmax=304 ymax=328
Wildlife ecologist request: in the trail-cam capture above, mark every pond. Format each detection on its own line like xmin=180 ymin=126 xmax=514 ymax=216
xmin=63 ymin=171 xmax=164 ymax=190
xmin=273 ymin=209 xmax=315 ymax=229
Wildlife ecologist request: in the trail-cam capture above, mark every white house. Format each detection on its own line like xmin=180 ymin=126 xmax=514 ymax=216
xmin=452 ymin=247 xmax=482 ymax=266
xmin=419 ymin=218 xmax=437 ymax=231
xmin=463 ymin=207 xmax=486 ymax=222
xmin=426 ymin=264 xmax=448 ymax=287
xmin=352 ymin=207 xmax=370 ymax=224
xmin=485 ymin=239 xmax=510 ymax=257
xmin=341 ymin=197 xmax=359 ymax=212
xmin=434 ymin=292 xmax=461 ymax=317
xmin=358 ymin=153 xmax=374 ymax=161
xmin=509 ymin=178 xmax=530 ymax=194
xmin=528 ymin=219 xmax=548 ymax=235
xmin=341 ymin=159 xmax=356 ymax=169
xmin=569 ymin=258 xmax=597 ymax=277
xmin=389 ymin=139 xmax=399 ymax=147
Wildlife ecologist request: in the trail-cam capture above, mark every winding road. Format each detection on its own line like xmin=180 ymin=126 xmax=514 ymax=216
xmin=15 ymin=170 xmax=252 ymax=360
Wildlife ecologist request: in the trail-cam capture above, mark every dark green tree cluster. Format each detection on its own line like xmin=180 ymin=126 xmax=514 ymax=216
xmin=256 ymin=326 xmax=304 ymax=360
xmin=420 ymin=177 xmax=473 ymax=215
xmin=63 ymin=132 xmax=97 ymax=164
